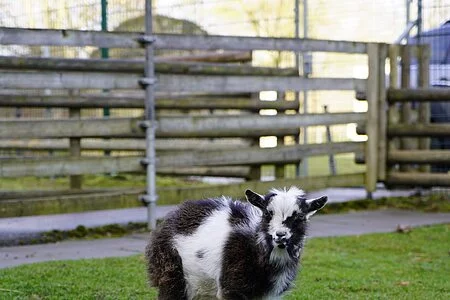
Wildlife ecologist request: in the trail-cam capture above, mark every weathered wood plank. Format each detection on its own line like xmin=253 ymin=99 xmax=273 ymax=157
xmin=365 ymin=43 xmax=380 ymax=193
xmin=69 ymin=100 xmax=82 ymax=189
xmin=417 ymin=45 xmax=431 ymax=173
xmin=0 ymin=138 xmax=252 ymax=151
xmin=0 ymin=71 xmax=366 ymax=93
xmin=387 ymin=45 xmax=401 ymax=174
xmin=155 ymin=34 xmax=368 ymax=53
xmin=0 ymin=118 xmax=142 ymax=139
xmin=0 ymin=173 xmax=366 ymax=217
xmin=158 ymin=51 xmax=252 ymax=63
xmin=399 ymin=45 xmax=414 ymax=172
xmin=0 ymin=113 xmax=365 ymax=138
xmin=377 ymin=44 xmax=388 ymax=181
xmin=159 ymin=142 xmax=364 ymax=167
xmin=158 ymin=166 xmax=250 ymax=178
xmin=158 ymin=173 xmax=366 ymax=203
xmin=388 ymin=150 xmax=450 ymax=164
xmin=386 ymin=172 xmax=450 ymax=187
xmin=0 ymin=156 xmax=143 ymax=177
xmin=0 ymin=93 xmax=298 ymax=110
xmin=388 ymin=124 xmax=450 ymax=137
xmin=387 ymin=87 xmax=450 ymax=103
xmin=156 ymin=113 xmax=366 ymax=138
xmin=0 ymin=56 xmax=298 ymax=76
xmin=0 ymin=142 xmax=364 ymax=177
xmin=0 ymin=28 xmax=368 ymax=53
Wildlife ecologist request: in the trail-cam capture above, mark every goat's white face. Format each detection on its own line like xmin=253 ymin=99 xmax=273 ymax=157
xmin=245 ymin=187 xmax=328 ymax=252
xmin=266 ymin=190 xmax=301 ymax=247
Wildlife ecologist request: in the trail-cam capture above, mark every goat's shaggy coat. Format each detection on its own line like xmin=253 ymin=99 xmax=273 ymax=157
xmin=146 ymin=187 xmax=327 ymax=299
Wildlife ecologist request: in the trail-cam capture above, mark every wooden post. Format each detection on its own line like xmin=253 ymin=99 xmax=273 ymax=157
xmin=399 ymin=45 xmax=414 ymax=172
xmin=69 ymin=90 xmax=82 ymax=190
xmin=323 ymin=105 xmax=336 ymax=175
xmin=248 ymin=92 xmax=261 ymax=181
xmin=365 ymin=43 xmax=380 ymax=194
xmin=418 ymin=44 xmax=431 ymax=172
xmin=388 ymin=45 xmax=400 ymax=175
xmin=377 ymin=43 xmax=388 ymax=181
xmin=275 ymin=91 xmax=286 ymax=179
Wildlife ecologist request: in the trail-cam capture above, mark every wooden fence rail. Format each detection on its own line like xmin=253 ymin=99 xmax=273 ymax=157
xmin=0 ymin=142 xmax=364 ymax=178
xmin=0 ymin=56 xmax=298 ymax=76
xmin=156 ymin=113 xmax=366 ymax=138
xmin=0 ymin=118 xmax=142 ymax=139
xmin=0 ymin=71 xmax=366 ymax=93
xmin=387 ymin=150 xmax=450 ymax=164
xmin=158 ymin=142 xmax=364 ymax=167
xmin=387 ymin=172 xmax=450 ymax=187
xmin=0 ymin=113 xmax=366 ymax=139
xmin=387 ymin=88 xmax=450 ymax=102
xmin=388 ymin=124 xmax=450 ymax=137
xmin=0 ymin=138 xmax=252 ymax=151
xmin=0 ymin=28 xmax=368 ymax=53
xmin=356 ymin=123 xmax=450 ymax=137
xmin=0 ymin=93 xmax=298 ymax=110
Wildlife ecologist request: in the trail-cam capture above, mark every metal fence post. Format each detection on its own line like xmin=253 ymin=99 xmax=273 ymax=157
xmin=140 ymin=0 xmax=158 ymax=230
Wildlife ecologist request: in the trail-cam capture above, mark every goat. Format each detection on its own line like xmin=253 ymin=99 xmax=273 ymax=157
xmin=145 ymin=186 xmax=327 ymax=299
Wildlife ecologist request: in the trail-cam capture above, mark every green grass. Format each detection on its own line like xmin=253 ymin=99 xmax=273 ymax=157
xmin=0 ymin=174 xmax=206 ymax=191
xmin=1 ymin=224 xmax=449 ymax=299
xmin=0 ymin=153 xmax=362 ymax=191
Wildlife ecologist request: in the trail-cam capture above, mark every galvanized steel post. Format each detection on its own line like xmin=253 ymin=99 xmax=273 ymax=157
xmin=140 ymin=0 xmax=158 ymax=230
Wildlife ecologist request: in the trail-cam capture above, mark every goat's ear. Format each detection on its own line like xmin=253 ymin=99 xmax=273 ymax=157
xmin=245 ymin=189 xmax=266 ymax=210
xmin=305 ymin=196 xmax=328 ymax=219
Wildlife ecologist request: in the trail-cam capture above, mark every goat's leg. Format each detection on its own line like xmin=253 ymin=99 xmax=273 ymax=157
xmin=147 ymin=237 xmax=188 ymax=300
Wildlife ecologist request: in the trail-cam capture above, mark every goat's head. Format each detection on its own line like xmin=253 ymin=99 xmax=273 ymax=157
xmin=245 ymin=187 xmax=327 ymax=258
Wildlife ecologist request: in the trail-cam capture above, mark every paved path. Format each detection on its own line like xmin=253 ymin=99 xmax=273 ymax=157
xmin=1 ymin=209 xmax=449 ymax=269
xmin=0 ymin=187 xmax=414 ymax=246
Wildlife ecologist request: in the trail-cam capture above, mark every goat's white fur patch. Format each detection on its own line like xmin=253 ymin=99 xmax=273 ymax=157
xmin=173 ymin=204 xmax=232 ymax=299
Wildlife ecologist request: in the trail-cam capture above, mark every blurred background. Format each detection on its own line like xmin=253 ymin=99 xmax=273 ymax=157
xmin=0 ymin=0 xmax=448 ymax=178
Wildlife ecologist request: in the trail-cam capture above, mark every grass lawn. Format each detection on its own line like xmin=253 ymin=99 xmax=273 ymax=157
xmin=0 ymin=174 xmax=206 ymax=191
xmin=0 ymin=154 xmax=362 ymax=191
xmin=1 ymin=224 xmax=449 ymax=299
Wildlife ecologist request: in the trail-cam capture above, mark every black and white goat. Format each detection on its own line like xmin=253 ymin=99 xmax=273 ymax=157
xmin=145 ymin=187 xmax=327 ymax=299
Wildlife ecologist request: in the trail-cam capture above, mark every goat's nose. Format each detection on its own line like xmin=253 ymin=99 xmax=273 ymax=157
xmin=276 ymin=231 xmax=286 ymax=237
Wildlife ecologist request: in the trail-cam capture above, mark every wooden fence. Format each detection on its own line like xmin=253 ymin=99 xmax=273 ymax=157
xmin=2 ymin=26 xmax=446 ymax=217
xmin=357 ymin=44 xmax=450 ymax=188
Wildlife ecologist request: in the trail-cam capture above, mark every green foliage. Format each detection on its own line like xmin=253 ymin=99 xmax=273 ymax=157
xmin=1 ymin=225 xmax=449 ymax=299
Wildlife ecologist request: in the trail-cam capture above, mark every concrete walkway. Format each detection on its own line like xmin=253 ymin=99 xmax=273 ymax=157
xmin=0 ymin=187 xmax=414 ymax=246
xmin=1 ymin=209 xmax=449 ymax=269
